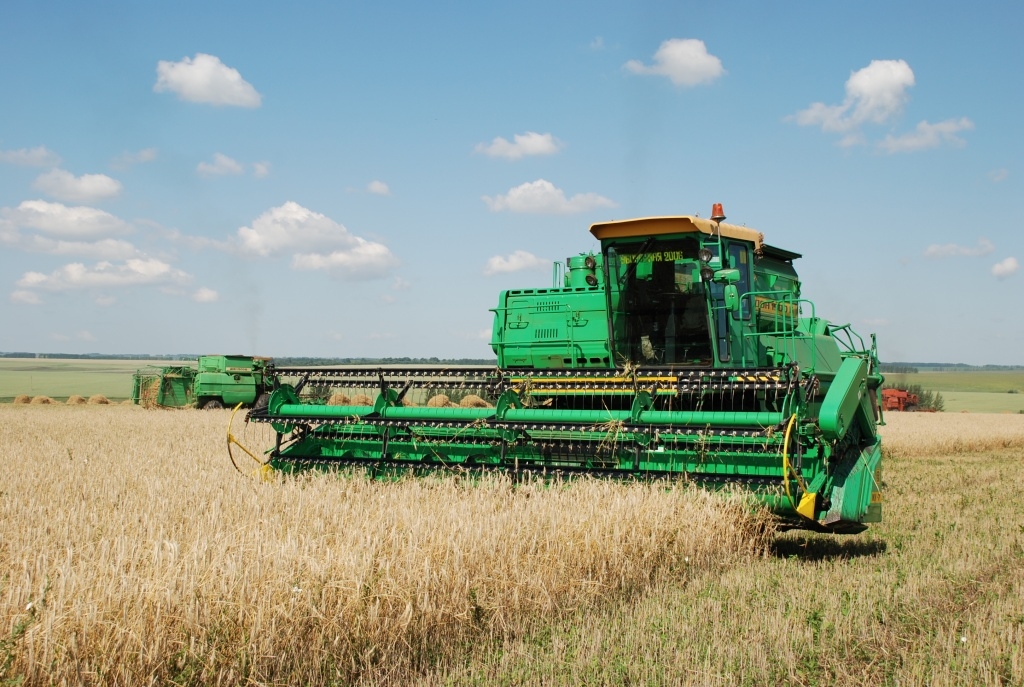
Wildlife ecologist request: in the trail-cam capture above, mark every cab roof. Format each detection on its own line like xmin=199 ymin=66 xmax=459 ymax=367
xmin=589 ymin=215 xmax=764 ymax=251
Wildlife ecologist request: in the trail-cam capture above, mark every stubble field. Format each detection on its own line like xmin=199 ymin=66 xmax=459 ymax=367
xmin=0 ymin=406 xmax=1022 ymax=686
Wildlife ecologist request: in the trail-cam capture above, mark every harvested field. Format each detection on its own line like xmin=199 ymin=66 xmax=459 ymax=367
xmin=880 ymin=412 xmax=1024 ymax=456
xmin=1 ymin=408 xmax=1021 ymax=686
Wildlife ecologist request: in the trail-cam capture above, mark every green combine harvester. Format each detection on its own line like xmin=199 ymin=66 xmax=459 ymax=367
xmin=235 ymin=205 xmax=884 ymax=533
xmin=134 ymin=355 xmax=271 ymax=409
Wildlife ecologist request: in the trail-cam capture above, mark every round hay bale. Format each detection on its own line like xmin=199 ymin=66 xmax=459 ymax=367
xmin=13 ymin=395 xmax=30 ymax=404
xmin=426 ymin=394 xmax=452 ymax=408
xmin=30 ymin=395 xmax=54 ymax=405
xmin=87 ymin=395 xmax=110 ymax=405
xmin=459 ymin=394 xmax=492 ymax=408
xmin=350 ymin=394 xmax=374 ymax=407
xmin=327 ymin=393 xmax=351 ymax=406
xmin=400 ymin=398 xmax=419 ymax=407
xmin=67 ymin=395 xmax=87 ymax=405
xmin=122 ymin=399 xmax=134 ymax=405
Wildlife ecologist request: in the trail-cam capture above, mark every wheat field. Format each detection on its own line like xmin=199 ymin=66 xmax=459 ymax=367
xmin=0 ymin=406 xmax=772 ymax=686
xmin=1 ymin=406 xmax=1022 ymax=686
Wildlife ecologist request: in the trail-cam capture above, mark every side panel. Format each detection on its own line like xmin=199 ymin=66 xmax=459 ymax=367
xmin=195 ymin=372 xmax=258 ymax=405
xmin=821 ymin=438 xmax=883 ymax=526
xmin=157 ymin=372 xmax=194 ymax=407
xmin=819 ymin=357 xmax=870 ymax=441
xmin=195 ymin=356 xmax=260 ymax=405
xmin=493 ymin=289 xmax=610 ymax=368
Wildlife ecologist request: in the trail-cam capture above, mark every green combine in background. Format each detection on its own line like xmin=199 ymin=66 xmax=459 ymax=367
xmin=134 ymin=355 xmax=271 ymax=409
xmin=238 ymin=205 xmax=885 ymax=533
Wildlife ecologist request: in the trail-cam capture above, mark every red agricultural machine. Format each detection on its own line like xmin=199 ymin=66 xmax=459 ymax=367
xmin=881 ymin=388 xmax=919 ymax=412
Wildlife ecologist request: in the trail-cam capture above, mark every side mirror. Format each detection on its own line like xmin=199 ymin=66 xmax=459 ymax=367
xmin=723 ymin=284 xmax=739 ymax=312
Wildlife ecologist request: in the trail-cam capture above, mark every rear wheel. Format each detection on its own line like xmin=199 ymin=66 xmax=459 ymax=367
xmin=255 ymin=392 xmax=270 ymax=409
xmin=202 ymin=399 xmax=224 ymax=410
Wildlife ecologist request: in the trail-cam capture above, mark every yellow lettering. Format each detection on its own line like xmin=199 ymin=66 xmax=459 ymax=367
xmin=620 ymin=251 xmax=690 ymax=265
xmin=754 ymin=296 xmax=798 ymax=319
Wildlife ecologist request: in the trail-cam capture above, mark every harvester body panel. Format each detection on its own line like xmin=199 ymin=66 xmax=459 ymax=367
xmin=194 ymin=355 xmax=267 ymax=407
xmin=245 ymin=211 xmax=885 ymax=533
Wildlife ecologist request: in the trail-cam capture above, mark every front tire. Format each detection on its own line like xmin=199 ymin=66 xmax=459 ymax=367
xmin=202 ymin=399 xmax=224 ymax=410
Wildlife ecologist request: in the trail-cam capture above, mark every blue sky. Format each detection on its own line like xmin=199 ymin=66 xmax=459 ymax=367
xmin=1 ymin=1 xmax=1021 ymax=364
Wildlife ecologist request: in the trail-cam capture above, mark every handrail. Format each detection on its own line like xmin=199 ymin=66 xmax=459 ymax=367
xmin=738 ymin=291 xmax=817 ymax=372
xmin=552 ymin=260 xmax=564 ymax=288
xmin=828 ymin=322 xmax=868 ymax=355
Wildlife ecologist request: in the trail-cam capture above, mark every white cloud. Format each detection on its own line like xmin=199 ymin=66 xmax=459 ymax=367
xmin=291 ymin=243 xmax=399 ymax=279
xmin=484 ymin=250 xmax=549 ymax=275
xmin=482 ymin=179 xmax=616 ymax=214
xmin=793 ymin=60 xmax=915 ymax=137
xmin=16 ymin=258 xmax=190 ymax=291
xmin=10 ymin=290 xmax=42 ymax=305
xmin=153 ymin=53 xmax=262 ymax=107
xmin=0 ymin=146 xmax=61 ymax=167
xmin=32 ymin=169 xmax=123 ymax=202
xmin=590 ymin=36 xmax=605 ymax=51
xmin=110 ymin=148 xmax=157 ymax=170
xmin=2 ymin=200 xmax=131 ymax=238
xmin=924 ymin=238 xmax=994 ymax=259
xmin=475 ymin=132 xmax=563 ymax=160
xmin=197 ymin=153 xmax=244 ymax=176
xmin=237 ymin=202 xmax=356 ymax=255
xmin=95 ymin=295 xmax=116 ymax=306
xmin=252 ymin=161 xmax=271 ymax=178
xmin=18 ymin=236 xmax=140 ymax=260
xmin=879 ymin=117 xmax=974 ymax=153
xmin=77 ymin=330 xmax=96 ymax=342
xmin=989 ymin=168 xmax=1009 ymax=183
xmin=391 ymin=276 xmax=411 ymax=291
xmin=158 ymin=226 xmax=230 ymax=252
xmin=0 ymin=217 xmax=18 ymax=243
xmin=192 ymin=287 xmax=219 ymax=303
xmin=1 ymin=204 xmax=137 ymax=259
xmin=236 ymin=202 xmax=398 ymax=279
xmin=992 ymin=257 xmax=1019 ymax=279
xmin=624 ymin=38 xmax=724 ymax=87
xmin=367 ymin=180 xmax=391 ymax=195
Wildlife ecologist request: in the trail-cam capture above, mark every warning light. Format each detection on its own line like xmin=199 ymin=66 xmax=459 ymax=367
xmin=711 ymin=203 xmax=726 ymax=223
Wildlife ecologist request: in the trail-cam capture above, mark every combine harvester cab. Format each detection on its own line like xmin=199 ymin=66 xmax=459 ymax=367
xmin=243 ymin=205 xmax=884 ymax=533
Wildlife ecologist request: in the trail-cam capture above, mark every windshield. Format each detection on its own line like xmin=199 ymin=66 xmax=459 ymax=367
xmin=606 ymin=237 xmax=713 ymax=366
